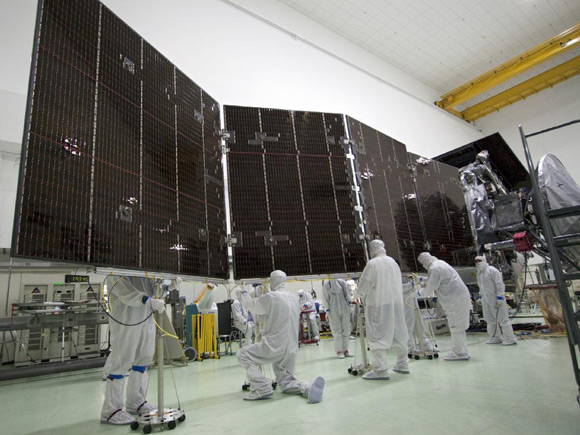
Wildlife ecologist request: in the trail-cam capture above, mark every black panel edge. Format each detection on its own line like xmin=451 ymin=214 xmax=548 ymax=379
xmin=433 ymin=133 xmax=531 ymax=191
xmin=11 ymin=0 xmax=43 ymax=256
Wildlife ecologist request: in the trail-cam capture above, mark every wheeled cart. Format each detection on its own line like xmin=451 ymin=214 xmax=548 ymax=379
xmin=408 ymin=301 xmax=439 ymax=361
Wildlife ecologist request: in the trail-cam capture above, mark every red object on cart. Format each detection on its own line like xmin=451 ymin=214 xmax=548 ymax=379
xmin=513 ymin=231 xmax=533 ymax=252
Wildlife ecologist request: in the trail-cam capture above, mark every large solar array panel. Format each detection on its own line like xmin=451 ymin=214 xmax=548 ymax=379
xmin=409 ymin=153 xmax=474 ymax=267
xmin=225 ymin=106 xmax=365 ymax=279
xmin=13 ymin=0 xmax=228 ymax=278
xmin=347 ymin=117 xmax=474 ymax=272
xmin=347 ymin=116 xmax=424 ymax=271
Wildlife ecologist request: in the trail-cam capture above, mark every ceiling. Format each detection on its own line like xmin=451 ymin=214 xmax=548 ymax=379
xmin=278 ymin=0 xmax=580 ymax=109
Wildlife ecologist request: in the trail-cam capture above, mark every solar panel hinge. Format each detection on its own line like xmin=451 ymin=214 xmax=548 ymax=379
xmin=224 ymin=233 xmax=242 ymax=247
xmin=220 ymin=130 xmax=235 ymax=142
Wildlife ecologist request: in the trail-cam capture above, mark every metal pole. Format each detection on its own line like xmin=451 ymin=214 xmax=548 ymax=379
xmin=61 ymin=328 xmax=65 ymax=362
xmin=1 ymin=258 xmax=15 ymax=364
xmin=157 ymin=311 xmax=164 ymax=422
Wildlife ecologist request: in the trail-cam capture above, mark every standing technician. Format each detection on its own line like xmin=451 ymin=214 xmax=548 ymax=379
xmin=357 ymin=240 xmax=409 ymax=380
xmin=418 ymin=252 xmax=471 ymax=361
xmin=321 ymin=279 xmax=352 ymax=359
xmin=100 ymin=276 xmax=166 ymax=425
xmin=475 ymin=256 xmax=517 ymax=345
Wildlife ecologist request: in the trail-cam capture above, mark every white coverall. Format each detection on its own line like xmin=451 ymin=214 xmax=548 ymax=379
xmin=101 ymin=276 xmax=164 ymax=424
xmin=250 ymin=285 xmax=268 ymax=342
xmin=232 ymin=294 xmax=254 ymax=346
xmin=402 ymin=277 xmax=433 ymax=353
xmin=298 ymin=291 xmax=319 ymax=339
xmin=237 ymin=271 xmax=323 ymax=402
xmin=357 ymin=240 xmax=409 ymax=377
xmin=418 ymin=253 xmax=471 ymax=360
xmin=321 ymin=279 xmax=351 ymax=355
xmin=475 ymin=257 xmax=516 ymax=345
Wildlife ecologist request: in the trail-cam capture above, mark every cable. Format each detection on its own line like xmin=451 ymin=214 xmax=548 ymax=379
xmin=153 ymin=316 xmax=179 ymax=340
xmin=492 ymin=305 xmax=501 ymax=338
xmin=509 ymin=254 xmax=531 ymax=318
xmin=88 ymin=276 xmax=154 ymax=327
xmin=11 ymin=330 xmax=38 ymax=364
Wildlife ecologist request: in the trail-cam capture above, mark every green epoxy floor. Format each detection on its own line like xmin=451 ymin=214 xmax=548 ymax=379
xmin=1 ymin=333 xmax=579 ymax=435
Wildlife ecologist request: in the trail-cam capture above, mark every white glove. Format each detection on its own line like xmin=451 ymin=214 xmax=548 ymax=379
xmin=150 ymin=298 xmax=165 ymax=313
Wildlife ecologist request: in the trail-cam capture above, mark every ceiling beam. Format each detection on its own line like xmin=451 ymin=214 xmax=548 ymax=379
xmin=435 ymin=22 xmax=580 ymax=110
xmin=460 ymin=55 xmax=580 ymax=122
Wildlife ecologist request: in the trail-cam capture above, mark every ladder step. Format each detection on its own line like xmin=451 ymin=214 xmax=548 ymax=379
xmin=547 ymin=205 xmax=580 ymax=219
xmin=563 ymin=273 xmax=580 ymax=281
xmin=554 ymin=234 xmax=580 ymax=247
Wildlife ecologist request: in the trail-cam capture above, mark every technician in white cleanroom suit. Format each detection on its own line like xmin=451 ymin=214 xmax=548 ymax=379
xmin=418 ymin=252 xmax=471 ymax=361
xmin=297 ymin=289 xmax=320 ymax=340
xmin=356 ymin=240 xmax=409 ymax=380
xmin=232 ymin=290 xmax=255 ymax=346
xmin=475 ymin=256 xmax=517 ymax=345
xmin=100 ymin=276 xmax=166 ymax=425
xmin=320 ymin=279 xmax=352 ymax=358
xmin=236 ymin=270 xmax=325 ymax=403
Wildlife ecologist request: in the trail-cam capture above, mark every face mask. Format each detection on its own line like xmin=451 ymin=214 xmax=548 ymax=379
xmin=475 ymin=262 xmax=486 ymax=271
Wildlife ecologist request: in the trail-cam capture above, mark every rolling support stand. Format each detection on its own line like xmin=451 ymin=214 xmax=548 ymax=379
xmin=348 ymin=304 xmax=371 ymax=376
xmin=408 ymin=298 xmax=439 ymax=361
xmin=131 ymin=311 xmax=186 ymax=433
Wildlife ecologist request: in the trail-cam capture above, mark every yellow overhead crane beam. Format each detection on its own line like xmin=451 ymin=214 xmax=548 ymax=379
xmin=460 ymin=55 xmax=580 ymax=122
xmin=435 ymin=23 xmax=580 ymax=113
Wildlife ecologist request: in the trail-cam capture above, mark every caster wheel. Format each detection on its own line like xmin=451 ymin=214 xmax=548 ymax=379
xmin=272 ymin=382 xmax=277 ymax=390
xmin=414 ymin=355 xmax=420 ymax=360
xmin=242 ymin=384 xmax=249 ymax=391
xmin=143 ymin=424 xmax=152 ymax=434
xmin=184 ymin=347 xmax=197 ymax=362
xmin=352 ymin=370 xmax=358 ymax=376
xmin=178 ymin=414 xmax=186 ymax=422
xmin=428 ymin=355 xmax=433 ymax=360
xmin=434 ymin=353 xmax=439 ymax=359
xmin=408 ymin=354 xmax=412 ymax=359
xmin=131 ymin=421 xmax=139 ymax=431
xmin=168 ymin=420 xmax=177 ymax=430
xmin=348 ymin=367 xmax=352 ymax=374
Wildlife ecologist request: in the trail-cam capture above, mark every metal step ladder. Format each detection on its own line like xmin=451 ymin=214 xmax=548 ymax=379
xmin=519 ymin=120 xmax=580 ymax=406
